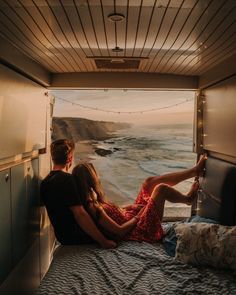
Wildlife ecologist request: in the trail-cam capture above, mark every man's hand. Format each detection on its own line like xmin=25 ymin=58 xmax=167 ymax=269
xmin=71 ymin=205 xmax=117 ymax=248
xmin=101 ymin=239 xmax=117 ymax=249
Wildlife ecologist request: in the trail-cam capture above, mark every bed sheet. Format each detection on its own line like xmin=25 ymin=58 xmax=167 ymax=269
xmin=37 ymin=241 xmax=236 ymax=295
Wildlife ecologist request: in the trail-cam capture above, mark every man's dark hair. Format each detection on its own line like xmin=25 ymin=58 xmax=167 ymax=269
xmin=50 ymin=139 xmax=75 ymax=165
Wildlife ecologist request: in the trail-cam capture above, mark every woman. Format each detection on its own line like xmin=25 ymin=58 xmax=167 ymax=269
xmin=72 ymin=156 xmax=206 ymax=243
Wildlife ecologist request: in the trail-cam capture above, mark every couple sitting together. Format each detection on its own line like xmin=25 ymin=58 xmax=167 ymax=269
xmin=41 ymin=139 xmax=206 ymax=249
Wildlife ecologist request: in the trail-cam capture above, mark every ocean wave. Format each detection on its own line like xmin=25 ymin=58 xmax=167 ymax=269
xmin=138 ymin=161 xmax=158 ymax=176
xmin=138 ymin=159 xmax=193 ymax=177
xmin=166 ymin=164 xmax=189 ymax=169
xmin=93 ymin=125 xmax=196 ymax=206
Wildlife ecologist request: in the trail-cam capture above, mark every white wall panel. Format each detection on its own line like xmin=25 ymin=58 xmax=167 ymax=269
xmin=203 ymin=75 xmax=236 ymax=158
xmin=0 ymin=64 xmax=47 ymax=160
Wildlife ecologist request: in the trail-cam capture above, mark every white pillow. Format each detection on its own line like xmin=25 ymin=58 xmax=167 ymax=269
xmin=175 ymin=223 xmax=236 ymax=269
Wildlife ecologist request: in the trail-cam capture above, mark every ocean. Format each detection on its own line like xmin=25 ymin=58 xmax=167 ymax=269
xmin=88 ymin=123 xmax=196 ymax=217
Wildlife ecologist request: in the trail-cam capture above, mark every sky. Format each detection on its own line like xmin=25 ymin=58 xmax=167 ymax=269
xmin=51 ymin=90 xmax=195 ymax=126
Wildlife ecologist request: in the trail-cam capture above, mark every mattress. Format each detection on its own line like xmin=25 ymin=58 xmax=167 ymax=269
xmin=37 ymin=241 xmax=236 ymax=295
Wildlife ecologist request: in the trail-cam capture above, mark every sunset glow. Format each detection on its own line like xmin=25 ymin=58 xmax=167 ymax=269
xmin=52 ymin=90 xmax=195 ymax=126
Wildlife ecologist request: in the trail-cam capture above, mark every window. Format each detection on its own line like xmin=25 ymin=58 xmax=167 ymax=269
xmin=52 ymin=90 xmax=195 ymax=218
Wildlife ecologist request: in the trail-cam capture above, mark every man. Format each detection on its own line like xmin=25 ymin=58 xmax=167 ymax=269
xmin=40 ymin=139 xmax=116 ymax=248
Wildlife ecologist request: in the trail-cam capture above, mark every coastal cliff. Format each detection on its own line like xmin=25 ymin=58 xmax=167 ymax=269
xmin=52 ymin=117 xmax=130 ymax=142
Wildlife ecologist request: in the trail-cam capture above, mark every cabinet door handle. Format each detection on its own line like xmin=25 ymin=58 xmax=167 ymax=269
xmin=5 ymin=174 xmax=9 ymax=182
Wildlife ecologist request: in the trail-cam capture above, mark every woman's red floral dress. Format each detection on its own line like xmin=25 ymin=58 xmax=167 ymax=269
xmin=102 ymin=186 xmax=163 ymax=243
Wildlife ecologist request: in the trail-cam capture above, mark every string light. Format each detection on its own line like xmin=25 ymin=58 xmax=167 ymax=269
xmin=55 ymin=96 xmax=193 ymax=115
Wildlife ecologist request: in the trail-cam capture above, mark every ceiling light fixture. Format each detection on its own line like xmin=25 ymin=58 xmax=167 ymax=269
xmin=110 ymin=58 xmax=125 ymax=64
xmin=112 ymin=46 xmax=123 ymax=53
xmin=108 ymin=13 xmax=125 ymax=22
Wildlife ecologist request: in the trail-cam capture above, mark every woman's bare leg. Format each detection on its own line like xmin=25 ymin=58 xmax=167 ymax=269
xmin=150 ymin=182 xmax=199 ymax=220
xmin=143 ymin=155 xmax=206 ymax=196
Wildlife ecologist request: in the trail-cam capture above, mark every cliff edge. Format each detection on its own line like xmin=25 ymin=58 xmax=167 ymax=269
xmin=52 ymin=117 xmax=130 ymax=142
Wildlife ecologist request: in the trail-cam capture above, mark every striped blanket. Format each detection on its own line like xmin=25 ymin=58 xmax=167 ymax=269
xmin=37 ymin=242 xmax=236 ymax=295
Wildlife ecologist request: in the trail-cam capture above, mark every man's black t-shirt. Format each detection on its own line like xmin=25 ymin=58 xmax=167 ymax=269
xmin=40 ymin=170 xmax=93 ymax=245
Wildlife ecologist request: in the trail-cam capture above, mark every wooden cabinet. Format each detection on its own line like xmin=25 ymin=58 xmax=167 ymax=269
xmin=11 ymin=163 xmax=28 ymax=265
xmin=0 ymin=169 xmax=11 ymax=284
xmin=0 ymin=159 xmax=41 ymax=294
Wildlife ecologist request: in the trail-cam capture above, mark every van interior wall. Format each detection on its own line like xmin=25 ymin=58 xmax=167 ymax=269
xmin=202 ymin=75 xmax=236 ymax=163
xmin=0 ymin=46 xmax=235 ymax=293
xmin=0 ymin=64 xmax=53 ymax=294
xmin=194 ymin=74 xmax=236 ymax=226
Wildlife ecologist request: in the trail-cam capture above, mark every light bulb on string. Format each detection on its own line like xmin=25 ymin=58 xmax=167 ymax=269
xmin=55 ymin=96 xmax=194 ymax=115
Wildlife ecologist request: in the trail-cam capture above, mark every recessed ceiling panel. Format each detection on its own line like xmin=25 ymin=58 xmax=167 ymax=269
xmin=0 ymin=0 xmax=235 ymax=75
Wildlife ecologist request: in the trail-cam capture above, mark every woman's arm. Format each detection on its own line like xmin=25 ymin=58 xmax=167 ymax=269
xmin=88 ymin=203 xmax=139 ymax=238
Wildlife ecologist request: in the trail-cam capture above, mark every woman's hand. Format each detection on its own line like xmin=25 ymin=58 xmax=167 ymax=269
xmin=122 ymin=204 xmax=133 ymax=210
xmin=135 ymin=206 xmax=145 ymax=219
xmin=123 ymin=204 xmax=145 ymax=211
xmin=136 ymin=204 xmax=145 ymax=210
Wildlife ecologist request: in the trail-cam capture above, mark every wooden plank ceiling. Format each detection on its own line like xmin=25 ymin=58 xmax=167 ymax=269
xmin=0 ymin=0 xmax=235 ymax=76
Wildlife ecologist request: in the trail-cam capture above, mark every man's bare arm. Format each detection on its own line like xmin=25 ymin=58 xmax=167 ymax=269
xmin=70 ymin=205 xmax=116 ymax=249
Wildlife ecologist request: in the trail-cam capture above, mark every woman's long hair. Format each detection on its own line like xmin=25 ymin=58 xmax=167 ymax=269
xmin=72 ymin=161 xmax=106 ymax=207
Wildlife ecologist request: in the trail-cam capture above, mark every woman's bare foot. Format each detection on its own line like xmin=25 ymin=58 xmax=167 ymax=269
xmin=194 ymin=155 xmax=207 ymax=177
xmin=186 ymin=181 xmax=199 ymax=205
